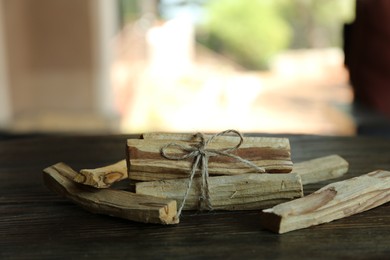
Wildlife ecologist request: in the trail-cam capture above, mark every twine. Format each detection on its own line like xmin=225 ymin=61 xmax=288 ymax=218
xmin=160 ymin=129 xmax=266 ymax=220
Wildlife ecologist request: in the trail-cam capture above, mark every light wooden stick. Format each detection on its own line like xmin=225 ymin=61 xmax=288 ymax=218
xmin=43 ymin=163 xmax=178 ymax=225
xmin=73 ymin=160 xmax=128 ymax=188
xmin=130 ymin=154 xmax=349 ymax=182
xmin=293 ymin=155 xmax=349 ymax=185
xmin=259 ymin=170 xmax=390 ymax=234
xmin=142 ymin=132 xmax=241 ymax=141
xmin=68 ymin=153 xmax=349 ymax=190
xmin=127 ymin=137 xmax=292 ymax=181
xmin=136 ymin=173 xmax=303 ymax=210
xmin=72 ymin=155 xmax=348 ymax=186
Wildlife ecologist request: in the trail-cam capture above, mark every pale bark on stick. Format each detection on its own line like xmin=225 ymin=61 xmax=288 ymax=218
xmin=142 ymin=132 xmax=202 ymax=141
xmin=73 ymin=160 xmax=128 ymax=188
xmin=136 ymin=173 xmax=303 ymax=210
xmin=71 ymin=154 xmax=348 ymax=185
xmin=128 ymin=155 xmax=348 ymax=182
xmin=127 ymin=137 xmax=292 ymax=181
xmin=260 ymin=170 xmax=390 ymax=234
xmin=292 ymin=155 xmax=349 ymax=185
xmin=43 ymin=163 xmax=178 ymax=225
xmin=142 ymin=132 xmax=249 ymax=141
xmin=129 ymin=159 xmax=292 ymax=176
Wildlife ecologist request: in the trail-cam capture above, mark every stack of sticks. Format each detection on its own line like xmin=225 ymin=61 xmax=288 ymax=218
xmin=43 ymin=131 xmax=390 ymax=233
xmin=128 ymin=132 xmax=350 ymax=212
xmin=129 ymin=132 xmax=299 ymax=211
xmin=128 ymin=133 xmax=293 ymax=182
xmin=44 ymin=132 xmax=353 ymax=226
xmin=43 ymin=129 xmax=390 ymax=233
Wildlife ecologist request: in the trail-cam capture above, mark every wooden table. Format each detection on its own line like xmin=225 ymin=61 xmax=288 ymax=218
xmin=1 ymin=134 xmax=389 ymax=259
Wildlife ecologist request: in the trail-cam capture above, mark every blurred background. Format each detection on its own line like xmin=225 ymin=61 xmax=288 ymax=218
xmin=0 ymin=0 xmax=389 ymax=136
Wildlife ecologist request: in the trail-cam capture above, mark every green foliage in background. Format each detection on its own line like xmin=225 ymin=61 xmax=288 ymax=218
xmin=200 ymin=0 xmax=291 ymax=69
xmin=119 ymin=0 xmax=140 ymax=24
xmin=280 ymin=0 xmax=355 ymax=48
xmin=198 ymin=0 xmax=355 ymax=70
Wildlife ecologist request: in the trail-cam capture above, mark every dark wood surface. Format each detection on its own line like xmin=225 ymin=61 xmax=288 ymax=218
xmin=1 ymin=134 xmax=389 ymax=259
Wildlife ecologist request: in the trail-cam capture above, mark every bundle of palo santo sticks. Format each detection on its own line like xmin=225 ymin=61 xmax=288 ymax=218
xmin=43 ymin=131 xmax=390 ymax=233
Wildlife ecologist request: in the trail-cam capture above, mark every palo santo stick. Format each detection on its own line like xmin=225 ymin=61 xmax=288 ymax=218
xmin=127 ymin=170 xmax=188 ymax=182
xmin=127 ymin=137 xmax=292 ymax=181
xmin=259 ymin=170 xmax=390 ymax=234
xmin=71 ymin=154 xmax=349 ymax=185
xmin=292 ymin=155 xmax=349 ymax=185
xmin=128 ymin=155 xmax=349 ymax=182
xmin=74 ymin=160 xmax=128 ymax=188
xmin=136 ymin=173 xmax=303 ymax=210
xmin=130 ymin=155 xmax=348 ymax=182
xmin=142 ymin=132 xmax=240 ymax=141
xmin=43 ymin=163 xmax=178 ymax=225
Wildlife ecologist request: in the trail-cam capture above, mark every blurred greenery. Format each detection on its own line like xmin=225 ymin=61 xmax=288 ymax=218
xmin=280 ymin=0 xmax=355 ymax=49
xmin=198 ymin=0 xmax=355 ymax=70
xmin=119 ymin=0 xmax=141 ymax=24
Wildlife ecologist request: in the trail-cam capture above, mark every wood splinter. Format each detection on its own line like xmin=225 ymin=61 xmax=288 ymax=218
xmin=74 ymin=160 xmax=128 ymax=188
xmin=43 ymin=163 xmax=178 ymax=225
xmin=260 ymin=170 xmax=390 ymax=234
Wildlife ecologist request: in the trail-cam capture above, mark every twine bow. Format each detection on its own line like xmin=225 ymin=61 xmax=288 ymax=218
xmin=160 ymin=129 xmax=265 ymax=220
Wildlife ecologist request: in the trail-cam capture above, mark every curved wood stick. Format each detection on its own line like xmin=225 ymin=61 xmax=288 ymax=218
xmin=43 ymin=163 xmax=178 ymax=225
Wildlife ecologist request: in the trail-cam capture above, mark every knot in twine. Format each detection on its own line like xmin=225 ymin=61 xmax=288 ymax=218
xmin=160 ymin=129 xmax=265 ymax=220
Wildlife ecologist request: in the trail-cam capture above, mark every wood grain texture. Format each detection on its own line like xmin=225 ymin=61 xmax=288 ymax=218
xmin=1 ymin=134 xmax=390 ymax=259
xmin=142 ymin=132 xmax=252 ymax=141
xmin=72 ymin=154 xmax=348 ymax=185
xmin=43 ymin=162 xmax=178 ymax=225
xmin=260 ymin=170 xmax=390 ymax=233
xmin=136 ymin=173 xmax=303 ymax=210
xmin=292 ymin=154 xmax=349 ymax=184
xmin=127 ymin=137 xmax=292 ymax=181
